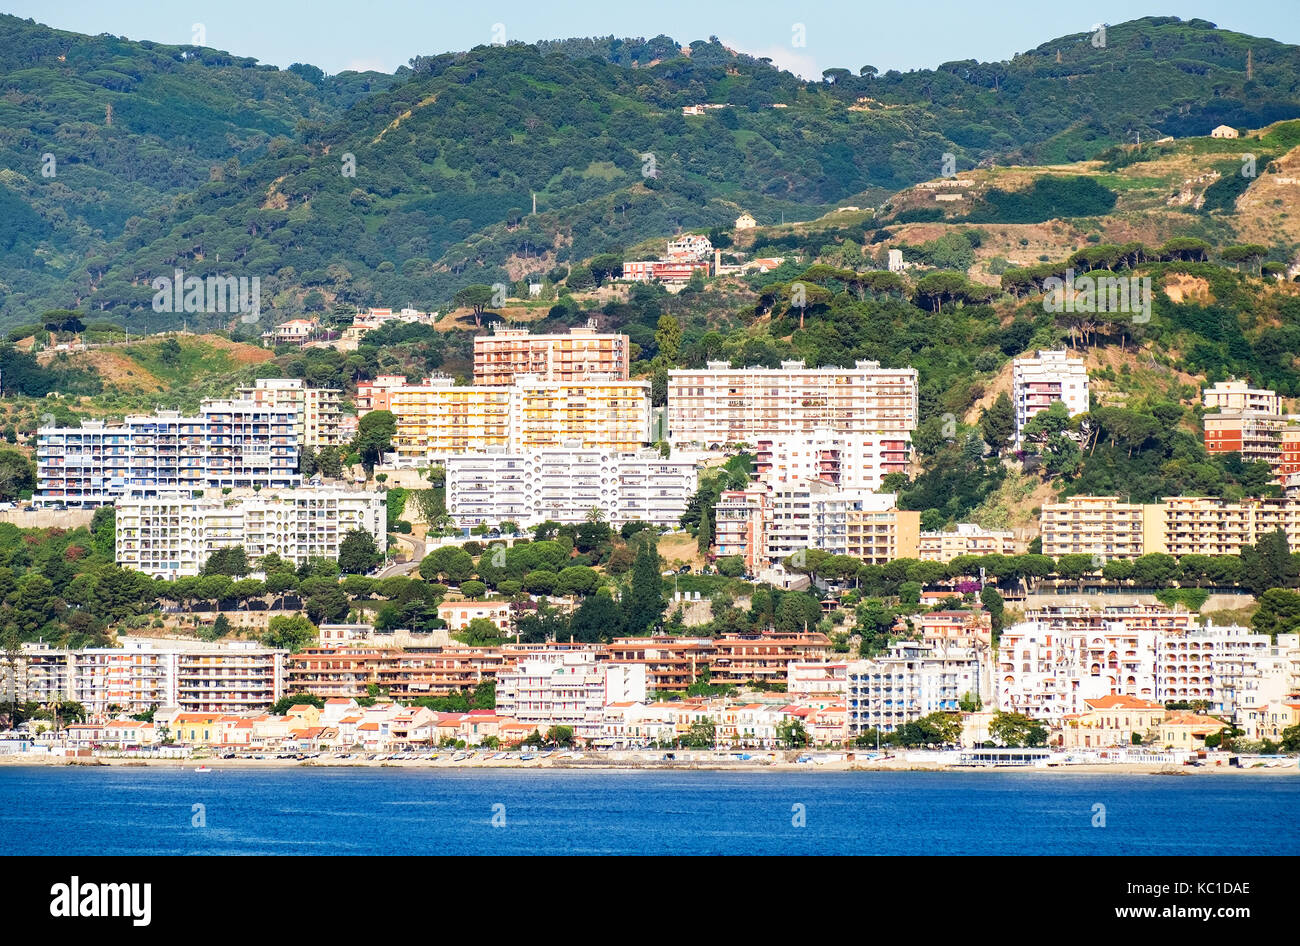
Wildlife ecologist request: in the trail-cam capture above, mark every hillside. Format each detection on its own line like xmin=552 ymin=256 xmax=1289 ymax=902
xmin=873 ymin=120 xmax=1300 ymax=277
xmin=0 ymin=13 xmax=397 ymax=323
xmin=7 ymin=15 xmax=1298 ymax=332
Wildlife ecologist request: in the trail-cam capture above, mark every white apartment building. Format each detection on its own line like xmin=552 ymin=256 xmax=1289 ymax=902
xmin=7 ymin=638 xmax=286 ymax=717
xmin=787 ymin=662 xmax=848 ymax=699
xmin=667 ymin=359 xmax=918 ymax=449
xmin=235 ymin=378 xmax=343 ymax=449
xmin=995 ymin=606 xmax=1286 ymax=728
xmin=846 ymin=641 xmax=983 ymax=735
xmin=36 ymin=400 xmax=301 ymax=508
xmin=496 ymin=652 xmax=647 ymax=743
xmin=995 ymin=605 xmax=1193 ymax=726
xmin=753 ymin=430 xmax=910 ymax=492
xmin=445 ymin=446 xmax=695 ymax=528
xmin=1202 ymin=379 xmax=1282 ymax=416
xmin=115 ymin=488 xmax=386 ymax=577
xmin=764 ymin=481 xmax=919 ymax=566
xmin=1012 ymin=349 xmax=1089 ymax=442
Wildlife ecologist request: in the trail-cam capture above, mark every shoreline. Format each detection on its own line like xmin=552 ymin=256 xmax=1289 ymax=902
xmin=3 ymin=754 xmax=1295 ymax=775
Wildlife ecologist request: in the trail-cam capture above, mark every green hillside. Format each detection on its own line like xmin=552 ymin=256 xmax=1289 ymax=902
xmin=0 ymin=13 xmax=396 ymax=321
xmin=5 ymin=15 xmax=1297 ymax=331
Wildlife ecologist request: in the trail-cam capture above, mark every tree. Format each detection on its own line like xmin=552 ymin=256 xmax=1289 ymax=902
xmin=545 ymin=725 xmax=576 ymax=748
xmin=354 ymin=410 xmax=396 ymax=472
xmin=338 ymin=529 xmax=380 ymax=575
xmin=776 ymin=717 xmax=810 ymax=748
xmin=624 ymin=536 xmax=665 ymax=634
xmin=0 ymin=449 xmax=36 ymax=502
xmin=419 ymin=546 xmax=474 ymax=583
xmin=681 ymin=717 xmax=716 ymax=748
xmin=262 ymin=614 xmax=317 ymax=652
xmin=979 ymin=393 xmax=1015 ymax=453
xmin=1241 ymin=529 xmax=1296 ymax=595
xmin=305 ymin=587 xmax=348 ymax=624
xmin=989 ymin=711 xmax=1048 ymax=747
xmin=453 ymin=284 xmax=496 ymax=326
xmin=569 ymin=592 xmax=623 ymax=642
xmin=980 ymin=585 xmax=1005 ymax=634
xmin=202 ymin=546 xmax=249 ymax=578
xmin=460 ymin=580 xmax=486 ymax=600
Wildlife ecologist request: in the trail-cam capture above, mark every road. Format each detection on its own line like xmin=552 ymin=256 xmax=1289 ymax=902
xmin=377 ymin=532 xmax=426 ymax=578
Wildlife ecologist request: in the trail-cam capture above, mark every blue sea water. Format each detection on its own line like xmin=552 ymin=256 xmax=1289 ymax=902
xmin=1 ymin=766 xmax=1296 ymax=855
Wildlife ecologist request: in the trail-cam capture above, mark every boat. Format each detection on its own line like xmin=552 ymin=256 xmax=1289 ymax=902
xmin=194 ymin=765 xmax=213 ymax=773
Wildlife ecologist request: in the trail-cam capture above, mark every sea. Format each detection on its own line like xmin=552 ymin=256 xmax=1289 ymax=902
xmin=2 ymin=767 xmax=1297 ymax=855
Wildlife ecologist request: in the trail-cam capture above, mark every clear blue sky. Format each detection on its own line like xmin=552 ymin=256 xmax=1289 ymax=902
xmin=3 ymin=1 xmax=1298 ymax=78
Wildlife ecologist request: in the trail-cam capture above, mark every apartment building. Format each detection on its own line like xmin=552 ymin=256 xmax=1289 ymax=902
xmin=356 ymin=375 xmax=411 ymax=415
xmin=713 ymin=488 xmax=771 ymax=574
xmin=284 ymin=645 xmax=509 ymax=701
xmin=787 ymin=662 xmax=849 ymax=699
xmin=992 ymin=605 xmax=1282 ymax=729
xmin=260 ymin=318 xmax=318 ymax=347
xmin=1203 ymin=410 xmax=1289 ymax=468
xmin=7 ymin=639 xmax=285 ymax=717
xmin=389 ymin=376 xmax=512 ymax=459
xmin=753 ymin=431 xmax=911 ymax=492
xmin=763 ymin=480 xmax=921 ymax=567
xmin=1011 ymin=349 xmax=1089 ymax=442
xmin=473 ymin=323 xmax=630 ymax=386
xmin=621 ymin=259 xmax=712 ymax=283
xmin=997 ymin=614 xmax=1160 ymax=726
xmin=1042 ymin=495 xmax=1300 ymax=560
xmin=387 ymin=376 xmax=652 ymax=462
xmin=918 ymin=523 xmax=1017 ymax=562
xmin=846 ymin=641 xmax=982 ymax=736
xmin=496 ymin=652 xmax=647 ymax=743
xmin=604 ymin=637 xmax=716 ymax=692
xmin=1157 ymin=627 xmax=1293 ymax=717
xmin=667 ymin=359 xmax=918 ymax=449
xmin=444 ymin=446 xmax=695 ymax=528
xmin=235 ymin=378 xmax=343 ymax=449
xmin=1202 ymin=379 xmax=1282 ymax=415
xmin=35 ymin=400 xmax=300 ymax=508
xmin=1039 ymin=495 xmax=1154 ymax=560
xmin=436 ymin=600 xmax=515 ymax=634
xmin=115 ymin=488 xmax=386 ymax=577
xmin=709 ymin=631 xmax=832 ymax=688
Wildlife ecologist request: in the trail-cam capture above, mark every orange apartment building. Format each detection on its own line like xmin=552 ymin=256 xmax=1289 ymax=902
xmin=473 ymin=324 xmax=630 ymax=386
xmin=709 ymin=632 xmax=833 ymax=688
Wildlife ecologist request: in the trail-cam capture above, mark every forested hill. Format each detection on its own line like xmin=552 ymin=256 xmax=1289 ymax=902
xmin=4 ymin=15 xmax=1300 ymax=329
xmin=0 ymin=13 xmax=396 ymax=320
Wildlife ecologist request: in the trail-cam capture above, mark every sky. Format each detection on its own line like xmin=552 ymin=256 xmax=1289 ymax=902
xmin=3 ymin=1 xmax=1298 ymax=79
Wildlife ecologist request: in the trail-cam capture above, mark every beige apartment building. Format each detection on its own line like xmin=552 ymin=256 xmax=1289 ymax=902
xmin=388 ymin=376 xmax=651 ymax=463
xmin=473 ymin=324 xmax=630 ymax=386
xmin=1202 ymin=379 xmax=1282 ymax=416
xmin=235 ymin=378 xmax=343 ymax=449
xmin=667 ymin=359 xmax=918 ymax=448
xmin=1041 ymin=495 xmax=1300 ymax=560
xmin=918 ymin=523 xmax=1017 ymax=562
